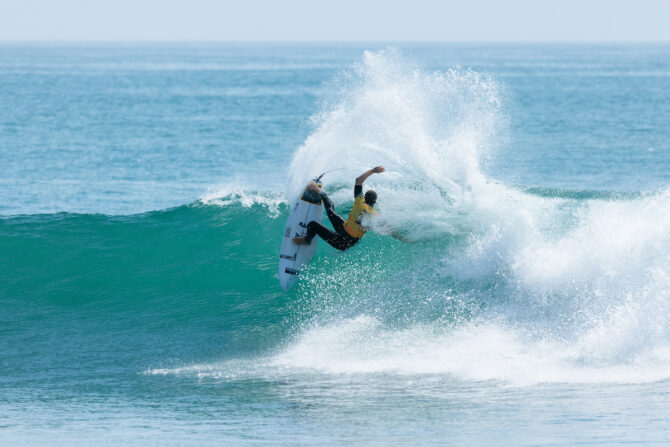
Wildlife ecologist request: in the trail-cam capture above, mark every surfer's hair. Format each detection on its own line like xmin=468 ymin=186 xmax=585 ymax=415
xmin=365 ymin=190 xmax=377 ymax=206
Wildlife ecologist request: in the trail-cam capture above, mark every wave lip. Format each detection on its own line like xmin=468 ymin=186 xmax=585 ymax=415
xmin=199 ymin=184 xmax=287 ymax=217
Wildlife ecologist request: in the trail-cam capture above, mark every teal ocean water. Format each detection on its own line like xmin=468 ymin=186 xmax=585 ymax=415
xmin=2 ymin=43 xmax=670 ymax=445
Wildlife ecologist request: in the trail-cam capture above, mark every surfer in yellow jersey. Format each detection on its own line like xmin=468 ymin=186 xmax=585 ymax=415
xmin=293 ymin=166 xmax=385 ymax=251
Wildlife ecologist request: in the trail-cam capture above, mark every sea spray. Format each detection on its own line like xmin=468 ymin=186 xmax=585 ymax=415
xmin=287 ymin=49 xmax=505 ymax=240
xmin=275 ymin=50 xmax=670 ymax=385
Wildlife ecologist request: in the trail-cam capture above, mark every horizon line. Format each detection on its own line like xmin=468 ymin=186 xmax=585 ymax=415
xmin=1 ymin=39 xmax=670 ymax=45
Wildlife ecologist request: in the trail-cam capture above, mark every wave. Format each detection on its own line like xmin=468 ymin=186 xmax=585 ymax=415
xmin=228 ymin=50 xmax=670 ymax=385
xmin=5 ymin=183 xmax=670 ymax=385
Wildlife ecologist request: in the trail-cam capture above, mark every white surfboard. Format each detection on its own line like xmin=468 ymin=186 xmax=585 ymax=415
xmin=278 ymin=183 xmax=324 ymax=291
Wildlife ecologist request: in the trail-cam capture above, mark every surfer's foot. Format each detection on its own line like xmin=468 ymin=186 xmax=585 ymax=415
xmin=293 ymin=236 xmax=310 ymax=245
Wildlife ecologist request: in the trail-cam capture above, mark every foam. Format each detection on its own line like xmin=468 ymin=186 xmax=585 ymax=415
xmin=164 ymin=50 xmax=670 ymax=386
xmin=146 ymin=315 xmax=670 ymax=387
xmin=281 ymin=51 xmax=670 ymax=384
xmin=268 ymin=316 xmax=670 ymax=386
xmin=199 ymin=183 xmax=286 ymax=217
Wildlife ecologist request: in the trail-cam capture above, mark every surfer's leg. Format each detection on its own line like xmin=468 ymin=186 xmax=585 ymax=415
xmin=304 ymin=221 xmax=337 ymax=244
xmin=304 ymin=221 xmax=358 ymax=251
xmin=296 ymin=220 xmax=360 ymax=251
xmin=322 ymin=194 xmax=346 ymax=233
xmin=330 ymin=233 xmax=360 ymax=251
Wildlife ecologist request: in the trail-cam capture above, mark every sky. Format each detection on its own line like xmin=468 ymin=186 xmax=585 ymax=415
xmin=1 ymin=0 xmax=669 ymax=42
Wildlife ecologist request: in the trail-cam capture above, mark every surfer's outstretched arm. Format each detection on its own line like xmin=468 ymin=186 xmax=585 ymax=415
xmin=355 ymin=166 xmax=385 ymax=185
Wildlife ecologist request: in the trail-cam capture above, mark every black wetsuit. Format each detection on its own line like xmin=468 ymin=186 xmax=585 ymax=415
xmin=304 ymin=190 xmax=361 ymax=251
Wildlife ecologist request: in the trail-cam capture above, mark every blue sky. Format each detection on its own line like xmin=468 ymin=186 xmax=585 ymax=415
xmin=1 ymin=0 xmax=669 ymax=41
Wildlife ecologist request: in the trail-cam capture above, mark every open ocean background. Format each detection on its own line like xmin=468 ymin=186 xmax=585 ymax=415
xmin=2 ymin=43 xmax=670 ymax=445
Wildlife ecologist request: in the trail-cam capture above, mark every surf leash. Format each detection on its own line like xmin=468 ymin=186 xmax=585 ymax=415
xmin=314 ymin=168 xmax=346 ymax=184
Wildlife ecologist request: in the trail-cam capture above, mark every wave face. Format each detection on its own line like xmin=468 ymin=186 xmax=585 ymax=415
xmin=8 ymin=188 xmax=670 ymax=388
xmin=0 ymin=201 xmax=292 ymax=367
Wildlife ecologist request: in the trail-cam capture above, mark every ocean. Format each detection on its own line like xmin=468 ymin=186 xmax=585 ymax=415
xmin=2 ymin=43 xmax=670 ymax=445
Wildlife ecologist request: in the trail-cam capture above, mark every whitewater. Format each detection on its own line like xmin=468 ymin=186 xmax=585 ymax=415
xmin=171 ymin=49 xmax=670 ymax=386
xmin=2 ymin=44 xmax=670 ymax=445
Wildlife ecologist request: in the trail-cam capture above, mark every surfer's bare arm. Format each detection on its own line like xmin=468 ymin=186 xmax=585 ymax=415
xmin=355 ymin=166 xmax=385 ymax=185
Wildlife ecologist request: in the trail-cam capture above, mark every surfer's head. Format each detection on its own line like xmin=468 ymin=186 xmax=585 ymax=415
xmin=364 ymin=190 xmax=377 ymax=207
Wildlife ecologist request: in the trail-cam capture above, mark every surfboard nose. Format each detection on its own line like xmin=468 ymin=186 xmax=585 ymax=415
xmin=278 ymin=183 xmax=324 ymax=291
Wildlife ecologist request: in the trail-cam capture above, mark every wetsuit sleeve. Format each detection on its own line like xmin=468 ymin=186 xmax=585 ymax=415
xmin=354 ymin=184 xmax=363 ymax=197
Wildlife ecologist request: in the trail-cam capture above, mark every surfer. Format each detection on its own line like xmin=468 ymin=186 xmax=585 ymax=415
xmin=293 ymin=166 xmax=385 ymax=251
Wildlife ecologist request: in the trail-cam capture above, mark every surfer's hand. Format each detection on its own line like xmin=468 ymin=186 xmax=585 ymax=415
xmin=357 ymin=166 xmax=385 ymax=185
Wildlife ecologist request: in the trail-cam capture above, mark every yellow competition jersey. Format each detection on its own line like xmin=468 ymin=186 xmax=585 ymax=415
xmin=343 ymin=195 xmax=377 ymax=238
